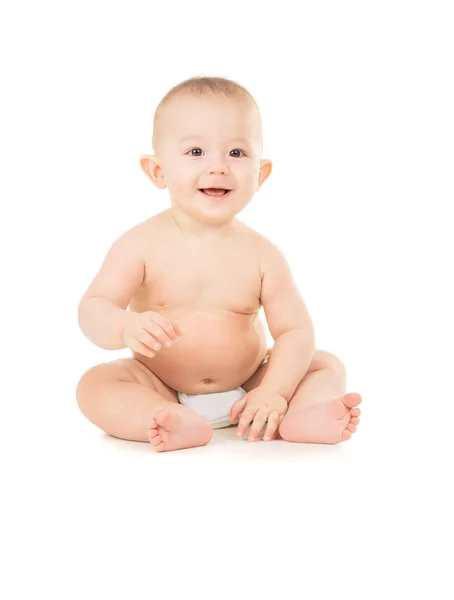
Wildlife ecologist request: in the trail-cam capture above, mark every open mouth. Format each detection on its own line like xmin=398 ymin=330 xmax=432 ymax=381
xmin=199 ymin=188 xmax=232 ymax=197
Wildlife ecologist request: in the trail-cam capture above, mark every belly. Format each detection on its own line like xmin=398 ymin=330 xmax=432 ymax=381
xmin=132 ymin=310 xmax=268 ymax=394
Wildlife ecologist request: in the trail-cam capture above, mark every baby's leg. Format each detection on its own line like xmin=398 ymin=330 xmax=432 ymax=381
xmin=76 ymin=358 xmax=212 ymax=452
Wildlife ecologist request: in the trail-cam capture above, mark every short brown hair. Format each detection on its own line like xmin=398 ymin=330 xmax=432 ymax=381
xmin=152 ymin=76 xmax=261 ymax=153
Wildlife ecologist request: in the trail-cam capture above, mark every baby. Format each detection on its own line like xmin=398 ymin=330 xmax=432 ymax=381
xmin=76 ymin=76 xmax=362 ymax=452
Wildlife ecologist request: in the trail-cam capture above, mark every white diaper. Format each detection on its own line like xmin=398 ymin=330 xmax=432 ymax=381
xmin=176 ymin=387 xmax=247 ymax=429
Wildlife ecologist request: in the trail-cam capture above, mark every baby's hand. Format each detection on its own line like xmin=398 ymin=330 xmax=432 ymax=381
xmin=123 ymin=311 xmax=182 ymax=358
xmin=229 ymin=387 xmax=288 ymax=442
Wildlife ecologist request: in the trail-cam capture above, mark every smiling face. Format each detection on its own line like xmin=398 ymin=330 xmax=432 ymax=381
xmin=142 ymin=93 xmax=272 ymax=228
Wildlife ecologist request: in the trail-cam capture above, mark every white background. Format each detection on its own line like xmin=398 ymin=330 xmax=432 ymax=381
xmin=1 ymin=1 xmax=453 ymax=598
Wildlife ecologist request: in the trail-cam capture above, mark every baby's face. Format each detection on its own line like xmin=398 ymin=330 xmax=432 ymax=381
xmin=153 ymin=95 xmax=270 ymax=224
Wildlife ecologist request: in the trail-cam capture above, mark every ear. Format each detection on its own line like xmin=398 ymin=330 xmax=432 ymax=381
xmin=139 ymin=154 xmax=167 ymax=189
xmin=257 ymin=159 xmax=272 ymax=191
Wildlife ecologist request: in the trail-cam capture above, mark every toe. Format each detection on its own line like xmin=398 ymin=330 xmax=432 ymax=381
xmin=151 ymin=435 xmax=162 ymax=446
xmin=148 ymin=427 xmax=158 ymax=438
xmin=343 ymin=393 xmax=362 ymax=409
xmin=351 ymin=417 xmax=360 ymax=425
xmin=342 ymin=430 xmax=352 ymax=441
xmin=347 ymin=423 xmax=357 ymax=433
xmin=155 ymin=409 xmax=172 ymax=430
xmin=351 ymin=408 xmax=361 ymax=417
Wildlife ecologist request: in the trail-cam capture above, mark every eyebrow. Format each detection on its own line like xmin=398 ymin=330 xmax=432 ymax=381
xmin=179 ymin=136 xmax=250 ymax=144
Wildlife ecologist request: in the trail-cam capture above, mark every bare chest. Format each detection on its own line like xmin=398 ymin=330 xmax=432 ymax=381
xmin=132 ymin=242 xmax=262 ymax=315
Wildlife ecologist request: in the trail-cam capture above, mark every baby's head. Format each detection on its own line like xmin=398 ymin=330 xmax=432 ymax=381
xmin=140 ymin=76 xmax=272 ymax=226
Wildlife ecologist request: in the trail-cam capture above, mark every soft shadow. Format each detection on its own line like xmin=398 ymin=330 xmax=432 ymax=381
xmin=99 ymin=428 xmax=344 ymax=460
xmin=211 ymin=427 xmax=343 ymax=460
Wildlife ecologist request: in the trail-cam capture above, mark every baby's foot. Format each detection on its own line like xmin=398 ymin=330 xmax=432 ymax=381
xmin=148 ymin=406 xmax=213 ymax=453
xmin=279 ymin=393 xmax=362 ymax=444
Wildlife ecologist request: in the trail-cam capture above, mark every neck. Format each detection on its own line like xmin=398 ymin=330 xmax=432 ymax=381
xmin=169 ymin=207 xmax=238 ymax=239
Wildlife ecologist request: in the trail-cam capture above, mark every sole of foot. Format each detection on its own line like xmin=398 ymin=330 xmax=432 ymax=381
xmin=278 ymin=392 xmax=362 ymax=444
xmin=148 ymin=406 xmax=213 ymax=452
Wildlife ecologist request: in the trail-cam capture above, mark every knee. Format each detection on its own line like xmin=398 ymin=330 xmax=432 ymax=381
xmin=323 ymin=350 xmax=346 ymax=372
xmin=75 ymin=364 xmax=106 ymax=412
xmin=315 ymin=350 xmax=347 ymax=380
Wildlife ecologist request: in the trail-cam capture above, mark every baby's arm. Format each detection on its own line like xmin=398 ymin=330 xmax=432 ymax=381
xmin=78 ymin=230 xmax=146 ymax=349
xmin=258 ymin=242 xmax=316 ymax=399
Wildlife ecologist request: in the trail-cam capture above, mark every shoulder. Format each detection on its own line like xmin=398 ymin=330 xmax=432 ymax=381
xmin=236 ymin=223 xmax=287 ymax=277
xmin=135 ymin=210 xmax=169 ymax=237
xmin=234 ymin=220 xmax=277 ymax=252
xmin=116 ymin=210 xmax=169 ymax=247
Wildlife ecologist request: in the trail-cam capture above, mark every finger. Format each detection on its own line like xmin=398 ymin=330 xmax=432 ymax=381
xmin=263 ymin=411 xmax=281 ymax=441
xmin=144 ymin=322 xmax=174 ymax=346
xmin=172 ymin=321 xmax=184 ymax=337
xmin=151 ymin=314 xmax=179 ymax=341
xmin=144 ymin=311 xmax=181 ymax=341
xmin=248 ymin=409 xmax=269 ymax=441
xmin=136 ymin=330 xmax=162 ymax=352
xmin=133 ymin=338 xmax=156 ymax=358
xmin=237 ymin=408 xmax=257 ymax=437
xmin=155 ymin=315 xmax=177 ymax=342
xmin=229 ymin=398 xmax=247 ymax=423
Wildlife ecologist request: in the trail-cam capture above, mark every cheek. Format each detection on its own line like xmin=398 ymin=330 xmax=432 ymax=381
xmin=180 ymin=162 xmax=200 ymax=182
xmin=238 ymin=166 xmax=259 ymax=188
xmin=167 ymin=163 xmax=197 ymax=190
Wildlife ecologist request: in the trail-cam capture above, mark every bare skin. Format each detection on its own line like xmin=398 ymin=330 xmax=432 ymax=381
xmin=129 ymin=212 xmax=269 ymax=394
xmin=77 ymin=93 xmax=362 ymax=452
xmin=77 ymin=211 xmax=361 ymax=453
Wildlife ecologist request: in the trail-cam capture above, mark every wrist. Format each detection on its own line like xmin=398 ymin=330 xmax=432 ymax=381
xmin=121 ymin=309 xmax=139 ymax=339
xmin=257 ymin=382 xmax=290 ymax=402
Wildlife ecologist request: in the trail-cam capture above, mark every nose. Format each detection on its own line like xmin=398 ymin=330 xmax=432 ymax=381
xmin=207 ymin=161 xmax=229 ymax=175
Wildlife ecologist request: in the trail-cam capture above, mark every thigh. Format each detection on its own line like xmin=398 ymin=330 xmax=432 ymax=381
xmin=77 ymin=357 xmax=179 ymax=404
xmin=241 ymin=348 xmax=341 ymax=393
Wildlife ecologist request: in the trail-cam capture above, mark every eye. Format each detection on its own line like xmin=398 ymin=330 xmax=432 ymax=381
xmin=188 ymin=148 xmax=204 ymax=156
xmin=230 ymin=149 xmax=246 ymax=158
